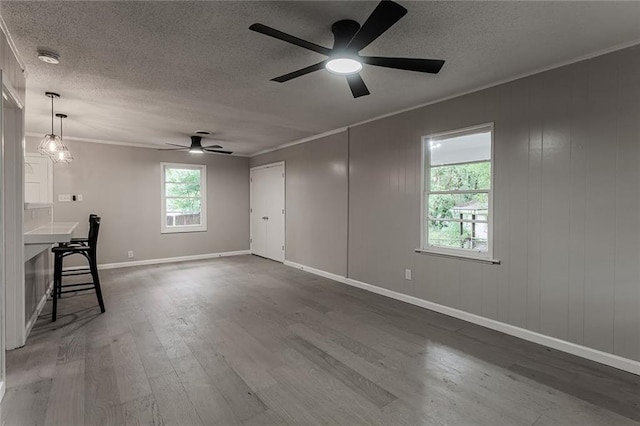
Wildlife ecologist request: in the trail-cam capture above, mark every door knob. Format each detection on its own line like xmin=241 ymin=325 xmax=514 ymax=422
xmin=262 ymin=216 xmax=269 ymax=220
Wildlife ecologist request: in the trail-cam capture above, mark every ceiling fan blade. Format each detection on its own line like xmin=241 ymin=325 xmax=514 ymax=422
xmin=158 ymin=148 xmax=188 ymax=151
xmin=202 ymin=144 xmax=222 ymax=149
xmin=347 ymin=0 xmax=407 ymax=52
xmin=346 ymin=74 xmax=370 ymax=98
xmin=166 ymin=143 xmax=189 ymax=148
xmin=271 ymin=61 xmax=327 ymax=83
xmin=249 ymin=23 xmax=332 ymax=56
xmin=203 ymin=149 xmax=233 ymax=155
xmin=361 ymin=56 xmax=445 ymax=74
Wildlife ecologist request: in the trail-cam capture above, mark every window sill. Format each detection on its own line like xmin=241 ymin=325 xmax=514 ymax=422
xmin=161 ymin=227 xmax=207 ymax=234
xmin=414 ymin=248 xmax=500 ymax=264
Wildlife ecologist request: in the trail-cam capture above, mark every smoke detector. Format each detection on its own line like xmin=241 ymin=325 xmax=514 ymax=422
xmin=37 ymin=49 xmax=60 ymax=65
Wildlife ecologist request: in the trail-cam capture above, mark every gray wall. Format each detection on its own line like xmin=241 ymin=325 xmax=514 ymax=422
xmin=26 ymin=137 xmax=250 ymax=265
xmin=251 ymin=45 xmax=640 ymax=362
xmin=251 ymin=132 xmax=348 ymax=276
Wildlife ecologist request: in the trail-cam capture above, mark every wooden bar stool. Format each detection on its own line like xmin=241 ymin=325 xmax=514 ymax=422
xmin=51 ymin=215 xmax=106 ymax=322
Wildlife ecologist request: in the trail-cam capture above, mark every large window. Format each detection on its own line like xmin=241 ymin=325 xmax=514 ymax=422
xmin=421 ymin=123 xmax=493 ymax=260
xmin=161 ymin=163 xmax=207 ymax=234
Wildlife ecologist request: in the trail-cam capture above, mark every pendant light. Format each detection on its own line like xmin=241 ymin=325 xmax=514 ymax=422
xmin=37 ymin=92 xmax=64 ymax=157
xmin=53 ymin=113 xmax=73 ymax=164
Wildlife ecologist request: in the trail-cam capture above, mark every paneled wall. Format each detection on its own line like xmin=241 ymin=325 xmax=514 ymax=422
xmin=251 ymin=132 xmax=348 ymax=276
xmin=251 ymin=44 xmax=640 ymax=363
xmin=26 ymin=138 xmax=250 ymax=265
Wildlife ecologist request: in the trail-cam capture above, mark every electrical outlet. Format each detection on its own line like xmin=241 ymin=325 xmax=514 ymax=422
xmin=405 ymin=269 xmax=412 ymax=280
xmin=58 ymin=194 xmax=71 ymax=202
xmin=127 ymin=251 xmax=134 ymax=259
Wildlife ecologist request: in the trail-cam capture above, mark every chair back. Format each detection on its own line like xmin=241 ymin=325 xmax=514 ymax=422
xmin=86 ymin=214 xmax=98 ymax=237
xmin=88 ymin=215 xmax=101 ymax=250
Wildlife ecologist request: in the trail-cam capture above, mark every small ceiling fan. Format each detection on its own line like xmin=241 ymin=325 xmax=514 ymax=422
xmin=159 ymin=135 xmax=232 ymax=155
xmin=249 ymin=0 xmax=445 ymax=98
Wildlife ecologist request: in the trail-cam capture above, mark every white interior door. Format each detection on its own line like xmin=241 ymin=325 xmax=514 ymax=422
xmin=263 ymin=165 xmax=285 ymax=261
xmin=24 ymin=153 xmax=52 ymax=204
xmin=250 ymin=163 xmax=285 ymax=262
xmin=250 ymin=167 xmax=267 ymax=258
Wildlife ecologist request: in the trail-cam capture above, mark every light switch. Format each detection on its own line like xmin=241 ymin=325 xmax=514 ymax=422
xmin=77 ymin=194 xmax=83 ymax=201
xmin=58 ymin=194 xmax=71 ymax=202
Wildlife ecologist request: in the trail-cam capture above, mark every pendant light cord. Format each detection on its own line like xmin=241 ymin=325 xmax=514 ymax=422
xmin=50 ymin=95 xmax=54 ymax=134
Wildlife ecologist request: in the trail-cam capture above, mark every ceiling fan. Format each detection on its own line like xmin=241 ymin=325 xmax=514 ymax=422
xmin=159 ymin=135 xmax=232 ymax=155
xmin=249 ymin=0 xmax=445 ymax=98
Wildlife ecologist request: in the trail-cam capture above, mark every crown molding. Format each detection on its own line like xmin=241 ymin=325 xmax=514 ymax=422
xmin=0 ymin=14 xmax=28 ymax=77
xmin=250 ymin=127 xmax=347 ymax=157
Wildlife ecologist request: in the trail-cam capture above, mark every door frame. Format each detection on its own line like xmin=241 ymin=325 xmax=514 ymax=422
xmin=249 ymin=161 xmax=285 ymax=261
xmin=1 ymin=72 xmax=26 ymax=399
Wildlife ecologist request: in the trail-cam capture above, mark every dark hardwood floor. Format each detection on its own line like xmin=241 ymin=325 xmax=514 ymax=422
xmin=2 ymin=255 xmax=639 ymax=425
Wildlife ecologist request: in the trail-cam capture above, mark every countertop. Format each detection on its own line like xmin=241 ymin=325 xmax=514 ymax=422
xmin=24 ymin=222 xmax=78 ymax=245
xmin=24 ymin=203 xmax=53 ymax=210
xmin=24 ymin=222 xmax=79 ymax=262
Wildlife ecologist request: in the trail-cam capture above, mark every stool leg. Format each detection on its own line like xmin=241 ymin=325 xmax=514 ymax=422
xmin=52 ymin=254 xmax=61 ymax=322
xmin=90 ymin=256 xmax=106 ymax=314
xmin=57 ymin=255 xmax=63 ymax=299
xmin=57 ymin=268 xmax=62 ymax=299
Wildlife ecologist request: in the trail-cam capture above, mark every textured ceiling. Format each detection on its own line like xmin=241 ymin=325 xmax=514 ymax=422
xmin=3 ymin=1 xmax=640 ymax=154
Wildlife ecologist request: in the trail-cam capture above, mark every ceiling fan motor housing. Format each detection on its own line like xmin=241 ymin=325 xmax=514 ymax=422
xmin=190 ymin=135 xmax=203 ymax=148
xmin=331 ymin=19 xmax=361 ymax=51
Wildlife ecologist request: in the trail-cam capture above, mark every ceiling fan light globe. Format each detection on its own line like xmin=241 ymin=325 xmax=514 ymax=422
xmin=189 ymin=147 xmax=204 ymax=154
xmin=326 ymin=58 xmax=362 ymax=75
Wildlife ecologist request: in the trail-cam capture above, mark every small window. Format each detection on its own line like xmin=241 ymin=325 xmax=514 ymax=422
xmin=422 ymin=124 xmax=493 ymax=259
xmin=161 ymin=163 xmax=207 ymax=234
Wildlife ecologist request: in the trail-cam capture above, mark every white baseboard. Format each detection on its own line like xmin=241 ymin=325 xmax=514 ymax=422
xmin=64 ymin=250 xmax=251 ymax=271
xmin=284 ymin=260 xmax=640 ymax=376
xmin=24 ymin=279 xmax=55 ymax=340
xmin=284 ymin=260 xmax=346 ymax=283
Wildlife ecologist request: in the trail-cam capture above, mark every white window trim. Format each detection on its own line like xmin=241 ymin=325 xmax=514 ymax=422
xmin=161 ymin=162 xmax=207 ymax=234
xmin=419 ymin=122 xmax=497 ymax=263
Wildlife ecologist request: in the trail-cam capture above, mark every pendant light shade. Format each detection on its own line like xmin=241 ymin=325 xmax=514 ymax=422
xmin=52 ymin=113 xmax=73 ymax=164
xmin=37 ymin=92 xmax=64 ymax=157
xmin=53 ymin=146 xmax=73 ymax=163
xmin=38 ymin=133 xmax=63 ymax=156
